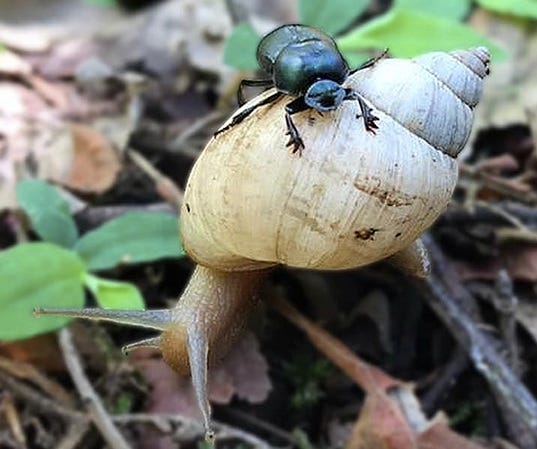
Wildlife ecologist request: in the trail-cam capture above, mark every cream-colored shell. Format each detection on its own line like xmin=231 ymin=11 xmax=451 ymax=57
xmin=180 ymin=48 xmax=489 ymax=272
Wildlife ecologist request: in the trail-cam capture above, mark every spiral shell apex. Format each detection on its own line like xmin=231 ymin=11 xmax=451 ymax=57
xmin=180 ymin=48 xmax=489 ymax=273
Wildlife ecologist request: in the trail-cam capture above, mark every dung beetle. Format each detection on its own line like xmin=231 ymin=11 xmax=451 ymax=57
xmin=215 ymin=24 xmax=381 ymax=154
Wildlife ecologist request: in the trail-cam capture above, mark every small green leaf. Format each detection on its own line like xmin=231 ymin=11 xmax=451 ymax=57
xmin=16 ymin=179 xmax=79 ymax=248
xmin=337 ymin=8 xmax=506 ymax=61
xmin=476 ymin=0 xmax=537 ymax=19
xmin=223 ymin=22 xmax=260 ymax=70
xmin=84 ymin=274 xmax=145 ymax=310
xmin=299 ymin=0 xmax=371 ymax=35
xmin=82 ymin=0 xmax=118 ymax=7
xmin=74 ymin=212 xmax=183 ymax=271
xmin=0 ymin=243 xmax=86 ymax=340
xmin=394 ymin=0 xmax=471 ymax=21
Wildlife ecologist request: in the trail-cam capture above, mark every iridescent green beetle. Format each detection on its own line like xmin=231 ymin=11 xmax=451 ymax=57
xmin=216 ymin=24 xmax=380 ymax=153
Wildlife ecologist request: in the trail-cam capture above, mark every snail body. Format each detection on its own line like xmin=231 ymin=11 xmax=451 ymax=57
xmin=35 ymin=45 xmax=490 ymax=441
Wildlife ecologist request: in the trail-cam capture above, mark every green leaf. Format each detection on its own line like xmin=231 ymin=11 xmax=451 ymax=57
xmin=82 ymin=0 xmax=118 ymax=7
xmin=223 ymin=22 xmax=260 ymax=70
xmin=476 ymin=0 xmax=537 ymax=19
xmin=74 ymin=212 xmax=184 ymax=271
xmin=394 ymin=0 xmax=471 ymax=21
xmin=299 ymin=0 xmax=371 ymax=35
xmin=0 ymin=243 xmax=86 ymax=340
xmin=336 ymin=8 xmax=506 ymax=61
xmin=84 ymin=273 xmax=145 ymax=310
xmin=16 ymin=179 xmax=79 ymax=248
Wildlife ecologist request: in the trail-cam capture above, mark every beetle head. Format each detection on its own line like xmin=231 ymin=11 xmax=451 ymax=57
xmin=304 ymin=80 xmax=346 ymax=112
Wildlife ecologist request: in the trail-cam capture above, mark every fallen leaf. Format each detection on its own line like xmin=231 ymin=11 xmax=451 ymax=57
xmin=217 ymin=332 xmax=271 ymax=403
xmin=28 ymin=38 xmax=97 ymax=80
xmin=65 ymin=124 xmax=121 ymax=193
xmin=131 ymin=332 xmax=271 ymax=419
xmin=0 ymin=334 xmax=65 ymax=373
xmin=0 ymin=50 xmax=32 ymax=77
xmin=469 ymin=9 xmax=537 ymax=128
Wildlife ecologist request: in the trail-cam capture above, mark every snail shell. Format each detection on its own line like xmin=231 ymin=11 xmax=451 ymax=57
xmin=181 ymin=47 xmax=489 ymax=272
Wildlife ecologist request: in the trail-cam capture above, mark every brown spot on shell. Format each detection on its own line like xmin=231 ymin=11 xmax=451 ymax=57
xmin=353 ymin=178 xmax=416 ymax=207
xmin=354 ymin=228 xmax=379 ymax=240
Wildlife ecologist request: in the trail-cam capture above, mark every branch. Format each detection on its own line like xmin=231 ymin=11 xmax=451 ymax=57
xmin=58 ymin=328 xmax=132 ymax=449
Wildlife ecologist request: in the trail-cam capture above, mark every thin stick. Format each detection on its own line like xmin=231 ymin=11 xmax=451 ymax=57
xmin=57 ymin=420 xmax=91 ymax=449
xmin=113 ymin=413 xmax=271 ymax=449
xmin=128 ymin=149 xmax=184 ymax=207
xmin=0 ymin=371 xmax=85 ymax=421
xmin=420 ymin=235 xmax=537 ymax=440
xmin=58 ymin=328 xmax=132 ymax=449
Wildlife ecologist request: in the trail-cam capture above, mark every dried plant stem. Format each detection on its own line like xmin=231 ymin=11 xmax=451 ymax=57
xmin=421 ymin=235 xmax=537 ymax=443
xmin=270 ymin=293 xmax=398 ymax=393
xmin=58 ymin=328 xmax=132 ymax=449
xmin=113 ymin=413 xmax=271 ymax=449
xmin=128 ymin=149 xmax=184 ymax=207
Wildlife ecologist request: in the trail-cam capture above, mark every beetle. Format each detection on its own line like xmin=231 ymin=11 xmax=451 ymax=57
xmin=214 ymin=24 xmax=381 ymax=154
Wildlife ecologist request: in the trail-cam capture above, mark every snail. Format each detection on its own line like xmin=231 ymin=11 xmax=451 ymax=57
xmin=215 ymin=24 xmax=379 ymax=154
xmin=35 ymin=42 xmax=490 ymax=442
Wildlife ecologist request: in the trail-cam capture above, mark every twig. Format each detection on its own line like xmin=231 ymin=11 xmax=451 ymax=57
xmin=420 ymin=235 xmax=537 ymax=442
xmin=0 ymin=371 xmax=85 ymax=421
xmin=169 ymin=110 xmax=226 ymax=154
xmin=222 ymin=408 xmax=297 ymax=445
xmin=1 ymin=393 xmax=26 ymax=446
xmin=0 ymin=356 xmax=74 ymax=406
xmin=421 ymin=346 xmax=469 ymax=415
xmin=127 ymin=149 xmax=184 ymax=208
xmin=58 ymin=328 xmax=132 ymax=449
xmin=494 ymin=271 xmax=521 ymax=375
xmin=459 ymin=163 xmax=537 ymax=205
xmin=112 ymin=413 xmax=272 ymax=449
xmin=56 ymin=420 xmax=91 ymax=449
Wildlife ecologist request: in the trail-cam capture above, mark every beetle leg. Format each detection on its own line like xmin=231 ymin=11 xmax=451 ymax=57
xmin=214 ymin=91 xmax=283 ymax=137
xmin=350 ymin=48 xmax=389 ymax=74
xmin=238 ymin=79 xmax=274 ymax=105
xmin=285 ymin=97 xmax=310 ymax=155
xmin=344 ymin=89 xmax=379 ymax=134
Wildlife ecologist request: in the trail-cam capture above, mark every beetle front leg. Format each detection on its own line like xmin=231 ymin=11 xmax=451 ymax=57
xmin=284 ymin=97 xmax=310 ymax=155
xmin=215 ymin=91 xmax=283 ymax=137
xmin=344 ymin=89 xmax=379 ymax=134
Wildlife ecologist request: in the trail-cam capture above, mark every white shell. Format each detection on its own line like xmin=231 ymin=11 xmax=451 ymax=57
xmin=180 ymin=48 xmax=489 ymax=272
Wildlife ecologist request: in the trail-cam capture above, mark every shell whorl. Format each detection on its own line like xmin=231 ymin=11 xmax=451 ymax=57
xmin=347 ymin=47 xmax=490 ymax=157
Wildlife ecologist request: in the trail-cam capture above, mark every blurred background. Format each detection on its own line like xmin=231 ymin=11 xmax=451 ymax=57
xmin=1 ymin=1 xmax=537 ymax=448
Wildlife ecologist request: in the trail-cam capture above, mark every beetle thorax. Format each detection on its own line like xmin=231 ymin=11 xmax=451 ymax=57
xmin=273 ymin=40 xmax=349 ymax=96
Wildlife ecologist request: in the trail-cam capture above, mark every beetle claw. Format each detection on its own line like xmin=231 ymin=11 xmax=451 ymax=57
xmin=286 ymin=132 xmax=305 ymax=155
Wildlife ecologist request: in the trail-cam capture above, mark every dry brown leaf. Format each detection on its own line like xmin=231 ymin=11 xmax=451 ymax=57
xmin=418 ymin=414 xmax=489 ymax=449
xmin=29 ymin=38 xmax=97 ymax=80
xmin=130 ymin=333 xmax=271 ymax=419
xmin=65 ymin=124 xmax=121 ymax=193
xmin=0 ymin=334 xmax=65 ymax=373
xmin=346 ymin=391 xmax=416 ymax=449
xmin=217 ymin=332 xmax=271 ymax=403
